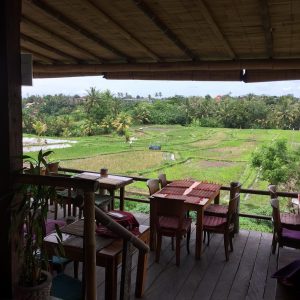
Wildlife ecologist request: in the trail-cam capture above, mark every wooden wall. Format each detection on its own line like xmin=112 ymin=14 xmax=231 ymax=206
xmin=0 ymin=0 xmax=22 ymax=297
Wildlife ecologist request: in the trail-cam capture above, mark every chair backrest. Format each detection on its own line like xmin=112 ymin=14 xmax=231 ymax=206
xmin=227 ymin=193 xmax=240 ymax=227
xmin=270 ymin=198 xmax=282 ymax=235
xmin=158 ymin=173 xmax=167 ymax=188
xmin=152 ymin=197 xmax=186 ymax=231
xmin=268 ymin=185 xmax=277 ymax=199
xmin=147 ymin=179 xmax=160 ymax=195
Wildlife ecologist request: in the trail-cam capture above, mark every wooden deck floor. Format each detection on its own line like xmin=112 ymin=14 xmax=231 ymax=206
xmin=60 ymin=212 xmax=299 ymax=300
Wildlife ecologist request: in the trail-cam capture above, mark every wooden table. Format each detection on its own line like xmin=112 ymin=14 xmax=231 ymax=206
xmin=74 ymin=172 xmax=133 ymax=210
xmin=150 ymin=180 xmax=221 ymax=259
xmin=44 ymin=221 xmax=149 ymax=300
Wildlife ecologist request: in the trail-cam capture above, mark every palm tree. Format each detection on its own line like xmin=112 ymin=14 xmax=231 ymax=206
xmin=112 ymin=112 xmax=132 ymax=135
xmin=32 ymin=120 xmax=47 ymax=141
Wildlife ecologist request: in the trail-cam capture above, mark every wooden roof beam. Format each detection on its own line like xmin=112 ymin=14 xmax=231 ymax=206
xmin=21 ymin=33 xmax=80 ymax=63
xmin=132 ymin=0 xmax=197 ymax=60
xmin=102 ymin=70 xmax=242 ymax=81
xmin=259 ymin=0 xmax=273 ymax=58
xmin=21 ymin=46 xmax=58 ymax=64
xmin=22 ymin=16 xmax=105 ymax=63
xmin=26 ymin=0 xmax=129 ymax=61
xmin=87 ymin=0 xmax=160 ymax=62
xmin=197 ymin=0 xmax=236 ymax=59
xmin=33 ymin=59 xmax=300 ymax=74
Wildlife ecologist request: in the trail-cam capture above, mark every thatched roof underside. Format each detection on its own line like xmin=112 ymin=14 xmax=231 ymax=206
xmin=22 ymin=0 xmax=300 ymax=82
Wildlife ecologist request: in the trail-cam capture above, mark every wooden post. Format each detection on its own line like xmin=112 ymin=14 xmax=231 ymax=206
xmin=0 ymin=0 xmax=22 ymax=298
xmin=230 ymin=182 xmax=241 ymax=234
xmin=83 ymin=191 xmax=97 ymax=300
xmin=120 ymin=240 xmax=134 ymax=300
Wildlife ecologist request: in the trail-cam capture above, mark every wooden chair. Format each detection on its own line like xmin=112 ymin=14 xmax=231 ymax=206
xmin=158 ymin=173 xmax=168 ymax=188
xmin=268 ymin=185 xmax=300 ymax=230
xmin=204 ymin=182 xmax=241 ymax=217
xmin=152 ymin=197 xmax=192 ymax=266
xmin=270 ymin=198 xmax=300 ymax=260
xmin=203 ymin=194 xmax=240 ymax=261
xmin=147 ymin=179 xmax=160 ymax=195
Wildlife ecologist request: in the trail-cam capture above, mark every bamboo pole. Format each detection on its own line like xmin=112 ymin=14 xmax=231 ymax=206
xmin=83 ymin=191 xmax=97 ymax=300
xmin=94 ymin=206 xmax=149 ymax=253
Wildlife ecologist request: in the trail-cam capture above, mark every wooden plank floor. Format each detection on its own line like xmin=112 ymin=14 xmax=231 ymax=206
xmin=57 ymin=211 xmax=300 ymax=300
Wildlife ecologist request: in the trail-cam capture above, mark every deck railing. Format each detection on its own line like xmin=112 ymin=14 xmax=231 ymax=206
xmin=60 ymin=167 xmax=299 ymax=222
xmin=14 ymin=172 xmax=149 ymax=300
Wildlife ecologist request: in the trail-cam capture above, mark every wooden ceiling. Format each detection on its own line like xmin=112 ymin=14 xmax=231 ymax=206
xmin=21 ymin=0 xmax=300 ymax=82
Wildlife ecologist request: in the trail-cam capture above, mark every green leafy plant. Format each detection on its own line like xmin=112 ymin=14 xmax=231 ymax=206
xmin=12 ymin=149 xmax=62 ymax=287
xmin=251 ymin=139 xmax=299 ymax=185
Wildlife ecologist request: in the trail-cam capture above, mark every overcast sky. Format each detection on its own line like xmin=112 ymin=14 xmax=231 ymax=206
xmin=22 ymin=76 xmax=300 ymax=98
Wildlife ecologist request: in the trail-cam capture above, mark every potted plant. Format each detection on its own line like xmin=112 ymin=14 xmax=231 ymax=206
xmin=46 ymin=159 xmax=60 ymax=175
xmin=12 ymin=149 xmax=62 ymax=299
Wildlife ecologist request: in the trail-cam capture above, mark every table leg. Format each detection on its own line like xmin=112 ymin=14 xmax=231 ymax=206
xmin=105 ymin=259 xmax=118 ymax=300
xmin=119 ymin=187 xmax=125 ymax=211
xmin=109 ymin=189 xmax=115 ymax=210
xmin=214 ymin=192 xmax=220 ymax=204
xmin=195 ymin=208 xmax=204 ymax=259
xmin=135 ymin=249 xmax=148 ymax=297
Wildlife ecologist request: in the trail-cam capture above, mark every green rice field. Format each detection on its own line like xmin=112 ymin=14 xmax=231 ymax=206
xmin=25 ymin=125 xmax=300 ymax=232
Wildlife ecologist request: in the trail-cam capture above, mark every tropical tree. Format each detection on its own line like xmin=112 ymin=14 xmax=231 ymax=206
xmin=100 ymin=115 xmax=115 ymax=134
xmin=251 ymin=139 xmax=299 ymax=185
xmin=134 ymin=102 xmax=151 ymax=124
xmin=112 ymin=112 xmax=132 ymax=135
xmin=32 ymin=120 xmax=47 ymax=139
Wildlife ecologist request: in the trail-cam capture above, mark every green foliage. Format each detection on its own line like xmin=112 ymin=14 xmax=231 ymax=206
xmin=251 ymin=139 xmax=299 ymax=185
xmin=22 ymin=90 xmax=300 ymax=137
xmin=32 ymin=120 xmax=47 ymax=137
xmin=12 ymin=150 xmax=62 ymax=287
xmin=112 ymin=112 xmax=132 ymax=135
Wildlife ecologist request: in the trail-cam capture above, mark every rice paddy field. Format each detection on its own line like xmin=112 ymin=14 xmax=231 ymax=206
xmin=25 ymin=125 xmax=300 ymax=232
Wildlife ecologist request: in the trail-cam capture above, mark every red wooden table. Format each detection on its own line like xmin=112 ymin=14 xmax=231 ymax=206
xmin=74 ymin=172 xmax=133 ymax=210
xmin=150 ymin=180 xmax=221 ymax=259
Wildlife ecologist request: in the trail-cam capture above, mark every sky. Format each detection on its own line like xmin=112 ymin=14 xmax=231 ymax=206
xmin=21 ymin=76 xmax=300 ymax=98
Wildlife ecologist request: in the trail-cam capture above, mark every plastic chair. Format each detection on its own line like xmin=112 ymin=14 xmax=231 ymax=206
xmin=152 ymin=197 xmax=192 ymax=266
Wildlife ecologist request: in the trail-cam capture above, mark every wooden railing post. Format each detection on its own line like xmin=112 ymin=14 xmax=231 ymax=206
xmin=230 ymin=181 xmax=241 ymax=234
xmin=83 ymin=191 xmax=97 ymax=300
xmin=120 ymin=240 xmax=134 ymax=300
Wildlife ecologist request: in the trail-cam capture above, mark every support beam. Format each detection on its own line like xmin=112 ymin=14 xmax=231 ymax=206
xmin=22 ymin=16 xmax=104 ymax=62
xmin=0 ymin=0 xmax=22 ymax=298
xmin=132 ymin=0 xmax=197 ymax=60
xmin=103 ymin=70 xmax=242 ymax=81
xmin=21 ymin=46 xmax=58 ymax=64
xmin=21 ymin=33 xmax=80 ymax=63
xmin=26 ymin=0 xmax=129 ymax=61
xmin=33 ymin=59 xmax=300 ymax=75
xmin=87 ymin=0 xmax=160 ymax=62
xmin=259 ymin=0 xmax=273 ymax=58
xmin=197 ymin=0 xmax=236 ymax=59
xmin=243 ymin=69 xmax=300 ymax=82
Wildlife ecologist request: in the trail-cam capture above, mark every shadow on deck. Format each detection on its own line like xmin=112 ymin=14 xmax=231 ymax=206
xmin=60 ymin=212 xmax=299 ymax=300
